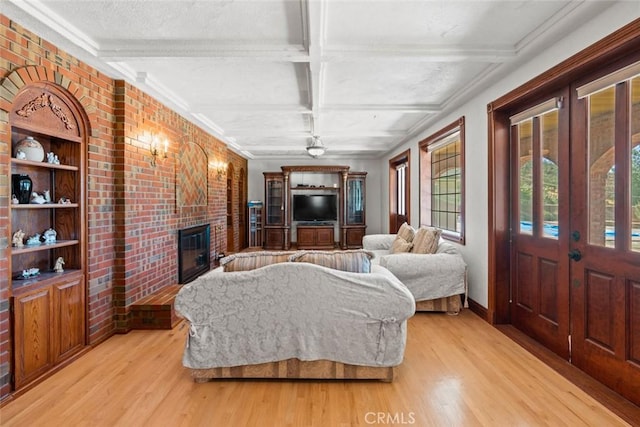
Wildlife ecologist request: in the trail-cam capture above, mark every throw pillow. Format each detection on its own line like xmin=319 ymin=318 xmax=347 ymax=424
xmin=396 ymin=222 xmax=416 ymax=242
xmin=390 ymin=236 xmax=413 ymax=254
xmin=411 ymin=227 xmax=442 ymax=254
xmin=289 ymin=250 xmax=373 ymax=273
xmin=221 ymin=251 xmax=294 ymax=272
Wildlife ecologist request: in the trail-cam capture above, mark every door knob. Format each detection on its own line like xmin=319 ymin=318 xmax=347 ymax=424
xmin=568 ymin=249 xmax=582 ymax=261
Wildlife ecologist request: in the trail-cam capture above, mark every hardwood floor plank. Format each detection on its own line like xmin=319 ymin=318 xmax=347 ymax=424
xmin=0 ymin=311 xmax=635 ymax=426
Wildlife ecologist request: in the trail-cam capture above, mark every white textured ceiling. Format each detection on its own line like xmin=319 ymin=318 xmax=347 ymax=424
xmin=3 ymin=0 xmax=615 ymax=159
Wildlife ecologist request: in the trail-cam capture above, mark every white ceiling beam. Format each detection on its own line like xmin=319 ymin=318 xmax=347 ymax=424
xmin=98 ymin=41 xmax=515 ymax=63
xmin=99 ymin=41 xmax=309 ymax=62
xmin=191 ymin=104 xmax=312 ymax=113
xmin=248 ymin=146 xmax=389 ymax=153
xmin=190 ymin=103 xmax=440 ymax=113
xmin=323 ymin=45 xmax=516 ymax=63
xmin=321 ymin=104 xmax=441 ymax=113
xmin=305 ymin=0 xmax=325 ymax=136
xmin=226 ymin=130 xmax=405 ymax=138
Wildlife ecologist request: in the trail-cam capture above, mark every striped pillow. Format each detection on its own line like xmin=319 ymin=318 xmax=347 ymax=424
xmin=289 ymin=250 xmax=373 ymax=273
xmin=220 ymin=251 xmax=294 ymax=272
xmin=396 ymin=222 xmax=416 ymax=242
xmin=411 ymin=227 xmax=441 ymax=254
xmin=390 ymin=236 xmax=413 ymax=253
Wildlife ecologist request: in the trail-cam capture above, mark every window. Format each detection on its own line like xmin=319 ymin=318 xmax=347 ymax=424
xmin=389 ymin=150 xmax=410 ymax=233
xmin=419 ymin=117 xmax=465 ymax=243
xmin=397 ymin=164 xmax=407 ymax=216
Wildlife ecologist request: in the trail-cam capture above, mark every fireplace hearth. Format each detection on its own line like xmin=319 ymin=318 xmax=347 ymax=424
xmin=178 ymin=224 xmax=211 ymax=284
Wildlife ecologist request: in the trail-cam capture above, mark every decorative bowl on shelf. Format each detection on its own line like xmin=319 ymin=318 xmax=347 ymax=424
xmin=14 ymin=136 xmax=45 ymax=162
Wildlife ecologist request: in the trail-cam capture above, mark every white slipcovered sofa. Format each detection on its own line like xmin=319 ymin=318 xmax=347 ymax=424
xmin=175 ymin=250 xmax=416 ymax=382
xmin=363 ymin=233 xmax=467 ymax=314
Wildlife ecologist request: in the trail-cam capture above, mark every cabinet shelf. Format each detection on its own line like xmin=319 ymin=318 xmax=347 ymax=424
xmin=11 ymin=158 xmax=79 ymax=171
xmin=11 ymin=240 xmax=80 ymax=255
xmin=11 ymin=203 xmax=79 ymax=209
xmin=11 ymin=269 xmax=82 ymax=292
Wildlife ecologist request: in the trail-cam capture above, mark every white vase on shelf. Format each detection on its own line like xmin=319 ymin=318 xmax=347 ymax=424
xmin=14 ymin=136 xmax=45 ymax=162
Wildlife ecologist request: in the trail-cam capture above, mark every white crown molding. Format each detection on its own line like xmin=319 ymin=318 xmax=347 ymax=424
xmin=8 ymin=0 xmax=100 ymax=55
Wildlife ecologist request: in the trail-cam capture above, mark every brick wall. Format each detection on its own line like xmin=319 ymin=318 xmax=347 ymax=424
xmin=0 ymin=15 xmax=246 ymax=398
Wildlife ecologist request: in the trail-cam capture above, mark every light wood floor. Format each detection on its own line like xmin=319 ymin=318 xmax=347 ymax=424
xmin=1 ymin=310 xmax=636 ymax=426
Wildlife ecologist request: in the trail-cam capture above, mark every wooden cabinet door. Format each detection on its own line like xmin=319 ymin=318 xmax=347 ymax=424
xmin=13 ymin=287 xmax=53 ymax=389
xmin=52 ymin=275 xmax=85 ymax=363
xmin=345 ymin=228 xmax=365 ymax=248
xmin=264 ymin=228 xmax=284 ymax=249
xmin=297 ymin=228 xmax=316 ymax=247
xmin=316 ymin=228 xmax=334 ymax=246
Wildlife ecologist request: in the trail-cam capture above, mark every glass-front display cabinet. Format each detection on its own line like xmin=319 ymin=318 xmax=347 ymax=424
xmin=263 ymin=172 xmax=289 ymax=249
xmin=343 ymin=172 xmax=367 ymax=248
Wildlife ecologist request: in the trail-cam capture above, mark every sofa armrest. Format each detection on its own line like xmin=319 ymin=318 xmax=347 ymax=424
xmin=378 ymin=252 xmax=467 ymax=302
xmin=379 ymin=252 xmax=465 ymax=274
xmin=363 ymin=234 xmax=396 ymax=251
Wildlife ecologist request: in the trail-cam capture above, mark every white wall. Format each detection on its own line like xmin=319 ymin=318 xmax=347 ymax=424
xmin=378 ymin=3 xmax=639 ymax=308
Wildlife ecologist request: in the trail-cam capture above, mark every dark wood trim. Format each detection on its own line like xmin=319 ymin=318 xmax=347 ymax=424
xmin=496 ymin=325 xmax=640 ymax=425
xmin=418 ymin=117 xmax=464 ymax=149
xmin=282 ymin=165 xmax=350 ymax=173
xmin=388 ymin=149 xmax=411 ymax=232
xmin=466 ymin=297 xmax=488 ymax=322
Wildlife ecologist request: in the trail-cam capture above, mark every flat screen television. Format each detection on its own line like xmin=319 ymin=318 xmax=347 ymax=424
xmin=293 ymin=194 xmax=337 ymax=221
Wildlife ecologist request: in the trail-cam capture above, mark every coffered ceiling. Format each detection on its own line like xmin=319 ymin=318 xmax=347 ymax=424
xmin=3 ymin=0 xmax=616 ymax=159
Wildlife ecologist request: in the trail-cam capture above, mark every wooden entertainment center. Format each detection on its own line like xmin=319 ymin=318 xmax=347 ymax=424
xmin=263 ymin=165 xmax=366 ymax=250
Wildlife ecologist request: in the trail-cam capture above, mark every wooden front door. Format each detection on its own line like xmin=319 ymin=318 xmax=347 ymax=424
xmin=568 ymin=72 xmax=640 ymax=405
xmin=511 ymin=90 xmax=571 ymax=358
xmin=510 ymin=62 xmax=640 ymax=405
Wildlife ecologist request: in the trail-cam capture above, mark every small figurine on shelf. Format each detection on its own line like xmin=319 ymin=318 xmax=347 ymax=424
xmin=54 ymin=257 xmax=65 ymax=273
xmin=11 ymin=194 xmax=19 ymax=205
xmin=26 ymin=233 xmax=41 ymax=245
xmin=15 ymin=150 xmax=26 ymax=160
xmin=58 ymin=197 xmax=72 ymax=205
xmin=21 ymin=268 xmax=40 ymax=278
xmin=31 ymin=192 xmax=46 ymax=204
xmin=12 ymin=229 xmax=25 ymax=247
xmin=46 ymin=152 xmax=61 ymax=164
xmin=43 ymin=228 xmax=57 ymax=243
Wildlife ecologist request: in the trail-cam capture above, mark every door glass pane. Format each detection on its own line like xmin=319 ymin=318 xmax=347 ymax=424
xmin=541 ymin=110 xmax=559 ymax=239
xmin=518 ymin=119 xmax=533 ymax=234
xmin=588 ymin=87 xmax=616 ymax=247
xmin=267 ymin=180 xmax=282 ymax=224
xmin=632 ymin=77 xmax=640 ymax=251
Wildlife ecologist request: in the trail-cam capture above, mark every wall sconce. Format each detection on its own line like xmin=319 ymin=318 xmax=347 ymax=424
xmin=212 ymin=161 xmax=228 ymax=181
xmin=150 ymin=138 xmax=168 ymax=167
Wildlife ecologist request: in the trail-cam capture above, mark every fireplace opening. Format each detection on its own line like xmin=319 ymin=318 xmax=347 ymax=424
xmin=178 ymin=224 xmax=211 ymax=284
